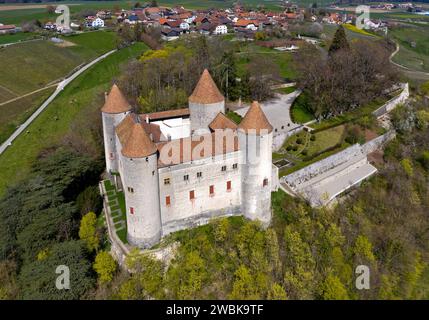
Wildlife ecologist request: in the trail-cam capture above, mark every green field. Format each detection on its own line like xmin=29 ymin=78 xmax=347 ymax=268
xmin=0 ymin=42 xmax=147 ymax=195
xmin=0 ymin=87 xmax=55 ymax=144
xmin=236 ymin=43 xmax=297 ymax=81
xmin=0 ymin=32 xmax=40 ymax=45
xmin=390 ymin=25 xmax=429 ymax=73
xmin=0 ymin=30 xmax=117 ymax=101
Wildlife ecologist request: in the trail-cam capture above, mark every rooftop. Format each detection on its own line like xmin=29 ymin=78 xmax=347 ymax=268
xmin=101 ymin=84 xmax=131 ymax=114
xmin=238 ymin=101 xmax=273 ymax=135
xmin=188 ymin=69 xmax=224 ymax=105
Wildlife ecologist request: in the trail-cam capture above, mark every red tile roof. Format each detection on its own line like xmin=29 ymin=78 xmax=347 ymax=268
xmin=238 ymin=101 xmax=273 ymax=135
xmin=157 ymin=130 xmax=239 ymax=167
xmin=189 ymin=69 xmax=224 ymax=104
xmin=209 ymin=112 xmax=238 ymax=131
xmin=116 ymin=114 xmax=157 ymax=158
xmin=140 ymin=108 xmax=190 ymax=121
xmin=101 ymin=84 xmax=131 ymax=114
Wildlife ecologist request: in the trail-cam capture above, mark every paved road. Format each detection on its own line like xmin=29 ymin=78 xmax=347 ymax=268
xmin=0 ymin=49 xmax=116 ymax=155
xmin=235 ymin=90 xmax=302 ymax=133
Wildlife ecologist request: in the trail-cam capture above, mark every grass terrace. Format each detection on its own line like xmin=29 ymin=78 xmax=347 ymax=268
xmin=103 ymin=179 xmax=128 ymax=244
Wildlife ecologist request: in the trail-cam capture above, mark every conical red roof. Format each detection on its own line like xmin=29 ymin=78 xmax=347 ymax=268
xmin=189 ymin=69 xmax=224 ymax=104
xmin=121 ymin=123 xmax=157 ymax=158
xmin=238 ymin=101 xmax=273 ymax=135
xmin=101 ymin=84 xmax=131 ymax=114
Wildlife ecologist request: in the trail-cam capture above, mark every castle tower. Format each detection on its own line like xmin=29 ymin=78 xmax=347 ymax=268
xmin=101 ymin=84 xmax=132 ymax=173
xmin=189 ymin=69 xmax=225 ymax=136
xmin=120 ymin=121 xmax=162 ymax=248
xmin=238 ymin=101 xmax=273 ymax=226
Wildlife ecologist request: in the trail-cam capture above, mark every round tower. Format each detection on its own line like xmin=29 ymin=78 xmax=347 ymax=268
xmin=189 ymin=69 xmax=225 ymax=136
xmin=101 ymin=84 xmax=132 ymax=173
xmin=120 ymin=122 xmax=162 ymax=248
xmin=238 ymin=101 xmax=273 ymax=226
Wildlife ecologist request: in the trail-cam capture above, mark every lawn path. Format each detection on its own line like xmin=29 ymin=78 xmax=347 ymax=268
xmin=0 ymin=49 xmax=116 ymax=155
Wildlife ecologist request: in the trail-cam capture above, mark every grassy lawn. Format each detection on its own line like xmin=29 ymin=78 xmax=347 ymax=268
xmin=283 ymin=125 xmax=345 ymax=159
xmin=0 ymin=32 xmax=40 ymax=45
xmin=235 ymin=42 xmax=297 ymax=81
xmin=0 ymin=87 xmax=55 ymax=144
xmin=60 ymin=30 xmax=117 ymax=60
xmin=226 ymin=110 xmax=242 ymax=124
xmin=276 ymin=86 xmax=296 ymax=95
xmin=0 ymin=42 xmax=148 ymax=196
xmin=390 ymin=25 xmax=429 ymax=73
xmin=0 ymin=31 xmax=116 ymax=101
xmin=290 ymin=92 xmax=315 ymax=124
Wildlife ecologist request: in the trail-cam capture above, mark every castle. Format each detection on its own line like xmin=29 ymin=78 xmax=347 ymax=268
xmin=101 ymin=69 xmax=277 ymax=248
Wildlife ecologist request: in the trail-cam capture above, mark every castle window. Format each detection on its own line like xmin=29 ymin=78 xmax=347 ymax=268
xmin=190 ymin=190 xmax=195 ymax=200
xmin=109 ymin=153 xmax=114 ymax=160
xmin=209 ymin=185 xmax=215 ymax=196
xmin=129 ymin=207 xmax=134 ymax=215
xmin=127 ymin=187 xmax=134 ymax=193
xmin=281 ymin=125 xmax=285 ymax=130
xmin=227 ymin=181 xmax=232 ymax=192
xmin=165 ymin=196 xmax=171 ymax=206
xmin=184 ymin=174 xmax=189 ymax=181
xmin=263 ymin=178 xmax=268 ymax=187
xmin=233 ymin=163 xmax=238 ymax=169
xmin=221 ymin=165 xmax=226 ymax=172
xmin=152 ymin=171 xmax=155 ymax=176
xmin=197 ymin=172 xmax=202 ymax=178
xmin=164 ymin=178 xmax=170 ymax=185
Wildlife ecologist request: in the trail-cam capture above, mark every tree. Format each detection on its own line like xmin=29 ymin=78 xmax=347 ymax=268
xmin=320 ymin=274 xmax=349 ymax=300
xmin=230 ymin=265 xmax=260 ymax=299
xmin=268 ymin=283 xmax=288 ymax=300
xmin=18 ymin=241 xmax=95 ymax=300
xmin=329 ymin=25 xmax=349 ymax=55
xmin=94 ymin=251 xmax=117 ymax=283
xmin=150 ymin=0 xmax=158 ymax=7
xmin=79 ymin=212 xmax=99 ymax=252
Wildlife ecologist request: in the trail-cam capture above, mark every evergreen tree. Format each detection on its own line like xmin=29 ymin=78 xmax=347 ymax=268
xmin=329 ymin=25 xmax=349 ymax=55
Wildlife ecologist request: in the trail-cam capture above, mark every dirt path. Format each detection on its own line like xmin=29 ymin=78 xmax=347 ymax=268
xmin=0 ymin=83 xmax=58 ymax=107
xmin=389 ymin=42 xmax=429 ymax=80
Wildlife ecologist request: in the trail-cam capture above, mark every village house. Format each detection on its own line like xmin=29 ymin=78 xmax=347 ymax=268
xmin=213 ymin=24 xmax=228 ymax=35
xmin=0 ymin=24 xmax=18 ymax=34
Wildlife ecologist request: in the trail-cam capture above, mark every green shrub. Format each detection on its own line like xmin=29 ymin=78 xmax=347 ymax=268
xmin=296 ymin=138 xmax=303 ymax=145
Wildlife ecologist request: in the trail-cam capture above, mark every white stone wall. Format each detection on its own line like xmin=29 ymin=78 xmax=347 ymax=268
xmin=158 ymin=151 xmax=242 ymax=235
xmin=283 ymin=144 xmax=364 ymax=189
xmin=372 ymin=83 xmax=409 ymax=118
xmin=102 ymin=111 xmax=129 ymax=173
xmin=189 ymin=101 xmax=225 ymax=135
xmin=361 ymin=130 xmax=396 ymax=155
xmin=239 ymin=131 xmax=273 ymax=226
xmin=120 ymin=153 xmax=162 ymax=248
